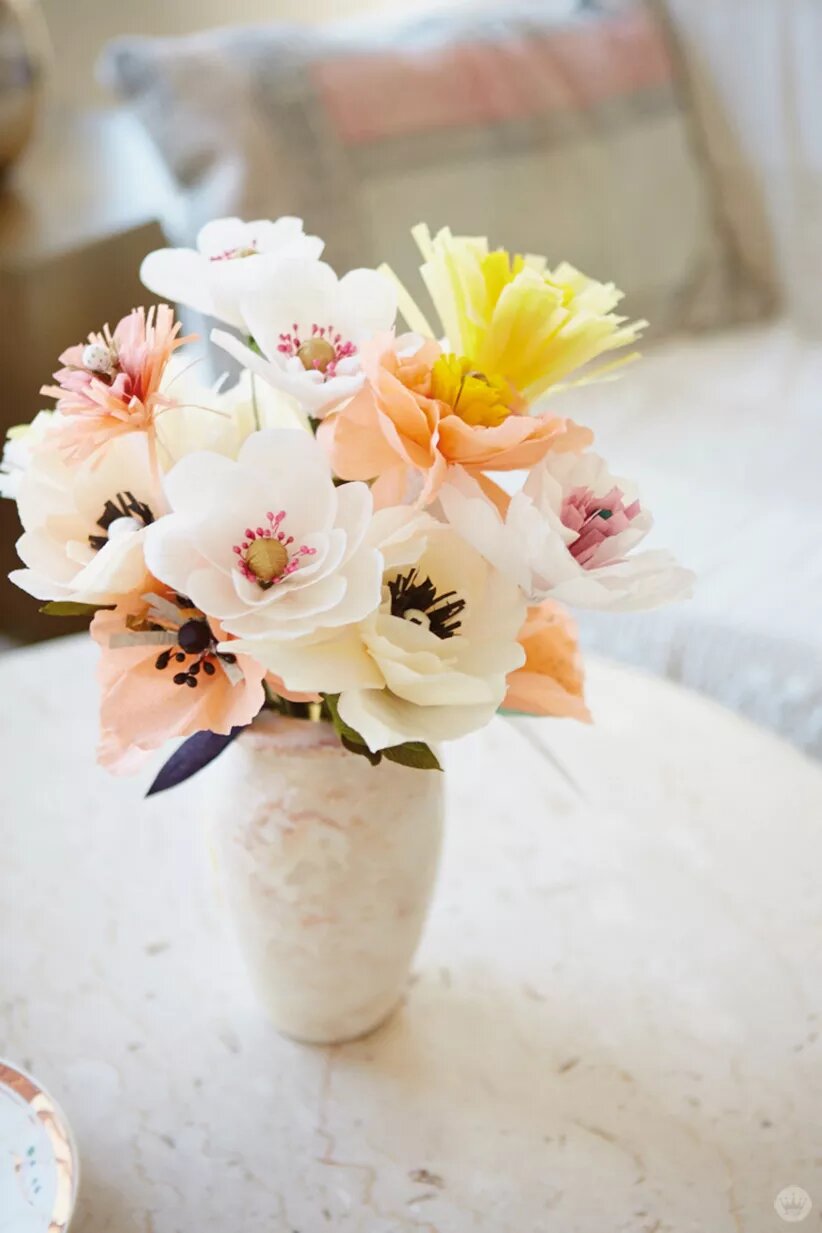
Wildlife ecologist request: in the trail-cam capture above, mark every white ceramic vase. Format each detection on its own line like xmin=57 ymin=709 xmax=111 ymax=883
xmin=209 ymin=713 xmax=444 ymax=1044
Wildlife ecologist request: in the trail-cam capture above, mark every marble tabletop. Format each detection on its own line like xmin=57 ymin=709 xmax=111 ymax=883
xmin=1 ymin=635 xmax=821 ymax=1233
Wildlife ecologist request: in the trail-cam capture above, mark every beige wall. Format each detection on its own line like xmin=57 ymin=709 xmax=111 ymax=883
xmin=39 ymin=0 xmax=476 ymax=107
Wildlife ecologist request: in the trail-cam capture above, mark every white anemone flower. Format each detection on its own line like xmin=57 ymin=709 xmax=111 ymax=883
xmin=440 ymin=454 xmax=694 ymax=612
xmin=229 ymin=508 xmax=527 ymax=752
xmin=144 ymin=429 xmax=382 ymax=641
xmin=0 ymin=410 xmax=57 ymax=501
xmin=140 ymin=216 xmax=324 ymax=329
xmin=211 ymin=257 xmax=397 ymax=418
xmin=10 ymin=432 xmax=162 ymax=605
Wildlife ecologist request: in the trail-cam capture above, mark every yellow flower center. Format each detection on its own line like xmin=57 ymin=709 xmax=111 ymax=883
xmin=430 ymin=353 xmax=514 ymax=427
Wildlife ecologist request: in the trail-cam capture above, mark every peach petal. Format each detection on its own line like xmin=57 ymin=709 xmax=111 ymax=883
xmin=318 ymin=394 xmax=399 ymax=481
xmin=504 ymin=600 xmax=591 ymax=721
xmin=321 ymin=329 xmax=594 ymax=508
xmin=438 ymin=413 xmax=592 ymax=472
xmin=92 ymin=598 xmax=265 ymax=773
xmin=265 ymin=672 xmax=321 ymax=706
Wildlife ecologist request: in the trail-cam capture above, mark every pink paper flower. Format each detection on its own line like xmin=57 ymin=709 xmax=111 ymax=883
xmin=91 ymin=588 xmax=266 ymax=774
xmin=43 ymin=305 xmax=193 ymax=462
xmin=440 ymin=455 xmax=694 ymax=612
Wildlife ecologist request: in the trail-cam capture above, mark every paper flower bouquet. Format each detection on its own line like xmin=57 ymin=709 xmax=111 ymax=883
xmin=1 ymin=218 xmax=692 ymax=792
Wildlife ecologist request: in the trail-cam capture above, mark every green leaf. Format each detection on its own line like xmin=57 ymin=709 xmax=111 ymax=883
xmin=324 ymin=694 xmax=380 ymax=762
xmin=340 ymin=734 xmax=383 ymax=766
xmin=324 ymin=693 xmax=361 ymax=742
xmin=323 ymin=695 xmax=441 ymax=771
xmin=383 ymin=741 xmax=442 ymax=771
xmin=39 ymin=601 xmax=112 ymax=618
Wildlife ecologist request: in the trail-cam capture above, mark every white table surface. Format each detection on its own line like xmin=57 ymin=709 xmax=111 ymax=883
xmin=1 ymin=635 xmax=821 ymax=1233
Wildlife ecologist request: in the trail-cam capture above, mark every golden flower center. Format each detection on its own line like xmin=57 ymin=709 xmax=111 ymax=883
xmin=245 ymin=537 xmax=289 ymax=583
xmin=430 ymin=353 xmax=515 ymax=427
xmin=297 ymin=337 xmax=337 ymax=373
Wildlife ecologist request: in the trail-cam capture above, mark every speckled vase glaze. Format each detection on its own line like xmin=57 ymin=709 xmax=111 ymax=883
xmin=210 ymin=713 xmax=444 ymax=1044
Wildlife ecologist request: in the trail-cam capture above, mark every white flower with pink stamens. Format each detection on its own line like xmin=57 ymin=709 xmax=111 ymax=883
xmin=144 ymin=428 xmax=383 ymax=641
xmin=440 ymin=454 xmax=694 ymax=612
xmin=140 ymin=217 xmax=324 ymax=329
xmin=227 ymin=507 xmax=527 ymax=752
xmin=211 ymin=257 xmax=397 ymax=418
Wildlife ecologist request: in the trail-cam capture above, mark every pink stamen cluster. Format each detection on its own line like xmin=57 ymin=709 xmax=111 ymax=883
xmin=277 ymin=322 xmax=357 ymax=378
xmin=561 ymin=485 xmax=641 ymax=568
xmin=210 ymin=242 xmax=259 ymax=262
xmin=232 ymin=509 xmax=317 ymax=585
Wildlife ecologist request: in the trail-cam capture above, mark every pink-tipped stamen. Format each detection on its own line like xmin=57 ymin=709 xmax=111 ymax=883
xmin=277 ymin=321 xmax=358 ymax=380
xmin=232 ymin=509 xmax=317 ymax=587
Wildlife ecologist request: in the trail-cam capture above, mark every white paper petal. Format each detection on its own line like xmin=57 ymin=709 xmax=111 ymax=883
xmin=226 ymin=628 xmax=382 ymax=693
xmin=196 ymin=217 xmax=248 ymax=257
xmin=140 ymin=248 xmax=218 ymax=318
xmin=336 ymin=267 xmax=398 ymax=340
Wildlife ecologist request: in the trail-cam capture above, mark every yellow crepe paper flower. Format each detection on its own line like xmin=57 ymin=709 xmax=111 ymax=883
xmin=382 ymin=225 xmax=647 ymax=407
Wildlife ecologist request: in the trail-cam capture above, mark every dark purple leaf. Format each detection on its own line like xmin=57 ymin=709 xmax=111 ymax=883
xmin=146 ymin=726 xmax=243 ymax=797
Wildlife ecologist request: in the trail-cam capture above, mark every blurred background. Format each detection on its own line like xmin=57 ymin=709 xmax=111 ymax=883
xmin=2 ymin=0 xmax=822 ymax=758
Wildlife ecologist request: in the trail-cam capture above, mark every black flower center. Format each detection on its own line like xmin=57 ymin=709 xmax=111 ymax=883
xmin=155 ymin=633 xmax=236 ymax=688
xmin=89 ymin=491 xmax=155 ymax=551
xmin=145 ymin=600 xmax=239 ymax=689
xmin=387 ymin=568 xmax=465 ymax=640
xmin=177 ymin=619 xmax=212 ymax=654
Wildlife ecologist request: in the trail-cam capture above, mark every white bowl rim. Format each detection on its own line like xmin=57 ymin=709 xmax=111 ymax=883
xmin=0 ymin=1057 xmax=80 ymax=1231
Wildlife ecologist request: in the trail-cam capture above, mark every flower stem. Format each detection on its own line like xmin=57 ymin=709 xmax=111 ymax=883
xmin=251 ymin=371 xmax=261 ymax=432
xmin=247 ymin=336 xmax=262 ymax=432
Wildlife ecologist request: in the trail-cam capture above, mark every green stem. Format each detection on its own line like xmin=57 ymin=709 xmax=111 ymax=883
xmin=247 ymin=336 xmax=262 ymax=431
xmin=251 ymin=370 xmax=261 ymax=432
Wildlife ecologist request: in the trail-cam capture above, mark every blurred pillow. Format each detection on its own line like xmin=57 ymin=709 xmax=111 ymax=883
xmin=100 ymin=0 xmax=773 ymax=338
xmin=660 ymin=0 xmax=820 ymax=336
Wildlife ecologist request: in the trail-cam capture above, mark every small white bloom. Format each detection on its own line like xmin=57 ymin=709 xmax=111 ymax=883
xmin=440 ymin=454 xmax=693 ymax=612
xmin=0 ymin=411 xmax=57 ymax=501
xmin=145 ymin=429 xmax=383 ymax=640
xmin=10 ymin=432 xmax=162 ymax=605
xmin=211 ymin=257 xmax=397 ymax=418
xmin=231 ymin=508 xmax=527 ymax=751
xmin=140 ymin=216 xmax=324 ymax=329
xmin=155 ymin=356 xmax=308 ymax=469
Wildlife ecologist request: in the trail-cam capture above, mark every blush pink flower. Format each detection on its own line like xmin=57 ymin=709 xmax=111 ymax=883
xmin=318 ymin=334 xmax=592 ymax=510
xmin=91 ymin=588 xmax=266 ymax=774
xmin=504 ymin=601 xmax=591 ymax=721
xmin=43 ymin=305 xmax=193 ymax=462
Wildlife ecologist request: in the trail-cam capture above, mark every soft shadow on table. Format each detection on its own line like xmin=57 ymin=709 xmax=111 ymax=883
xmin=333 ymin=964 xmax=804 ymax=1214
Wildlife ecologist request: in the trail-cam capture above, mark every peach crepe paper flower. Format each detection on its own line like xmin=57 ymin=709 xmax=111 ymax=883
xmin=91 ymin=589 xmax=266 ymax=774
xmin=504 ymin=601 xmax=591 ymax=722
xmin=43 ymin=305 xmax=193 ymax=463
xmin=319 ymin=334 xmax=592 ymax=510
